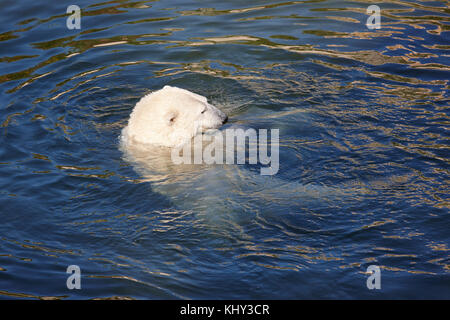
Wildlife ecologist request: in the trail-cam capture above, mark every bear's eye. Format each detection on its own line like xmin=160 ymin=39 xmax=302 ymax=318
xmin=200 ymin=108 xmax=206 ymax=114
xmin=169 ymin=116 xmax=176 ymax=123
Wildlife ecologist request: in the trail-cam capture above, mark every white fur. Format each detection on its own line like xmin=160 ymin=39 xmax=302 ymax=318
xmin=122 ymin=86 xmax=227 ymax=147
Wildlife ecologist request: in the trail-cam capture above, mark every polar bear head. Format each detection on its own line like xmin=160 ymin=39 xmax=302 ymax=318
xmin=123 ymin=86 xmax=228 ymax=147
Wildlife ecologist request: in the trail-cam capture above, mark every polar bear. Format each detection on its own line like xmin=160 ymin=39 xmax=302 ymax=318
xmin=122 ymin=86 xmax=228 ymax=148
xmin=119 ymin=86 xmax=359 ymax=227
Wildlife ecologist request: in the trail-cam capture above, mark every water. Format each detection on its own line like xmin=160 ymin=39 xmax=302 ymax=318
xmin=0 ymin=0 xmax=449 ymax=299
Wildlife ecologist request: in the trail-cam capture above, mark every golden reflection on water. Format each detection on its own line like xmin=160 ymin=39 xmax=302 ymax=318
xmin=0 ymin=1 xmax=447 ymax=92
xmin=0 ymin=290 xmax=67 ymax=300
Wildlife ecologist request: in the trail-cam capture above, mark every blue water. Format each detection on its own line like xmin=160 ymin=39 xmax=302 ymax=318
xmin=0 ymin=0 xmax=449 ymax=299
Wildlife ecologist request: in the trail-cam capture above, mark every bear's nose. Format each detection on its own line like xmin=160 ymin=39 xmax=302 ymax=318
xmin=222 ymin=115 xmax=228 ymax=124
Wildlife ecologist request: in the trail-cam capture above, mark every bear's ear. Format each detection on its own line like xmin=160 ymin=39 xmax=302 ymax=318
xmin=165 ymin=111 xmax=179 ymax=126
xmin=163 ymin=85 xmax=173 ymax=90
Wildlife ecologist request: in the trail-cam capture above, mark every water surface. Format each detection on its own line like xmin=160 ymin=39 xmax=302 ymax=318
xmin=0 ymin=0 xmax=449 ymax=299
